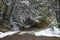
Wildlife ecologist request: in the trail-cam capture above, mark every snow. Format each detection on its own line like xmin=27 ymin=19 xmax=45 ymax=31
xmin=0 ymin=31 xmax=18 ymax=38
xmin=20 ymin=1 xmax=30 ymax=6
xmin=19 ymin=26 xmax=60 ymax=37
xmin=34 ymin=27 xmax=60 ymax=37
xmin=0 ymin=27 xmax=60 ymax=38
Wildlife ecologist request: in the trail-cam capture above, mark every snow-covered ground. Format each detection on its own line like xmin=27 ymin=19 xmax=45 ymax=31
xmin=19 ymin=26 xmax=60 ymax=37
xmin=34 ymin=27 xmax=60 ymax=37
xmin=0 ymin=26 xmax=60 ymax=38
xmin=0 ymin=31 xmax=19 ymax=38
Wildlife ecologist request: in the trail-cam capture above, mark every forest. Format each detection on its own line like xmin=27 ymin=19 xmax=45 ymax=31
xmin=0 ymin=0 xmax=59 ymax=32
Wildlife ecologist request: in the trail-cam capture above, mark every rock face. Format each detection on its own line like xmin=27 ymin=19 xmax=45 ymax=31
xmin=0 ymin=0 xmax=58 ymax=31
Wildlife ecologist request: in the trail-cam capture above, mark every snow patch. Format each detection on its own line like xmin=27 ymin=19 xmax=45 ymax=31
xmin=0 ymin=31 xmax=19 ymax=38
xmin=34 ymin=27 xmax=60 ymax=37
xmin=19 ymin=26 xmax=60 ymax=37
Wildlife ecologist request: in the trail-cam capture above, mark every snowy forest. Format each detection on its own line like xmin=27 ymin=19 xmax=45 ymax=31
xmin=0 ymin=0 xmax=59 ymax=32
